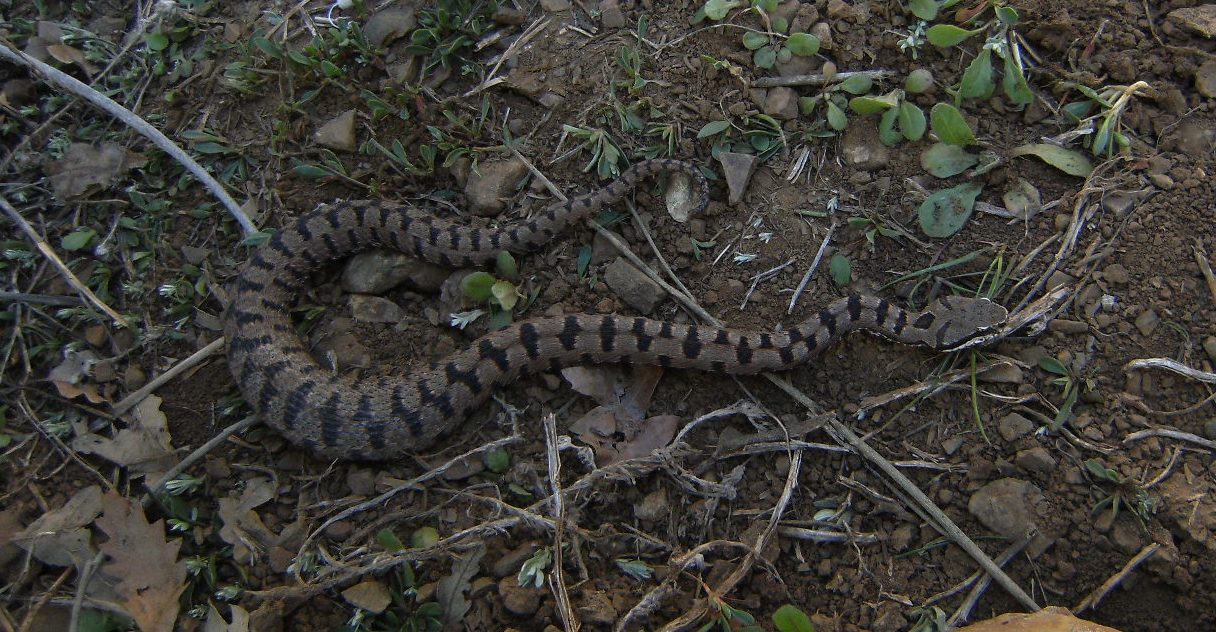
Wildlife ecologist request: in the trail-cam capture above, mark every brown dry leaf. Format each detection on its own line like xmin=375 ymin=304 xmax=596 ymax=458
xmin=564 ymin=365 xmax=676 ymax=465
xmin=70 ymin=394 xmax=176 ymax=475
xmin=204 ymin=604 xmax=250 ymax=632
xmin=48 ymin=348 xmax=107 ymax=404
xmin=95 ymin=491 xmax=187 ymax=632
xmin=957 ymin=606 xmax=1123 ymax=631
xmin=45 ymin=142 xmax=146 ymax=201
xmin=46 ymin=43 xmax=99 ymax=75
xmin=12 ymin=485 xmax=102 ymax=571
xmin=216 ymin=477 xmax=279 ymax=562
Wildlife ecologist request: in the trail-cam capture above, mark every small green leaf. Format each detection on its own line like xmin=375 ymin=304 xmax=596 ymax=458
xmin=319 ymin=59 xmax=343 ymax=78
xmin=905 ymin=68 xmax=934 ymax=94
xmin=826 ymin=100 xmax=848 ymax=131
xmin=848 ymin=95 xmax=895 ymax=115
xmin=909 ymin=0 xmax=940 ymax=20
xmin=960 ymin=49 xmax=995 ymax=100
xmin=878 ymin=107 xmax=902 ymax=146
xmin=697 ymin=120 xmax=731 ymax=139
xmin=838 ymin=74 xmax=873 ymax=95
xmin=898 ymin=101 xmax=927 ymax=141
xmin=461 ymin=271 xmax=496 ymax=301
xmin=753 ymin=45 xmax=777 ymax=69
xmin=376 ymin=529 xmax=405 ymax=552
xmin=495 ymin=251 xmax=518 ymax=280
xmin=929 ymin=103 xmax=976 ymax=146
xmin=411 ymin=526 xmax=440 ymax=548
xmin=484 ymin=448 xmax=511 ymax=473
xmin=917 ymin=181 xmax=984 ymax=238
xmin=491 ymin=279 xmax=519 ymax=311
xmin=704 ymin=0 xmax=744 ymax=20
xmin=145 ymin=32 xmax=169 ymax=52
xmin=829 ymin=254 xmax=851 ymax=286
xmin=1002 ymin=54 xmax=1034 ymax=107
xmin=61 ymin=228 xmax=97 ymax=252
xmin=926 ymin=24 xmax=980 ymax=47
xmin=242 ymin=230 xmax=273 ymax=246
xmin=786 ymin=32 xmax=820 ymax=56
xmin=615 ymin=559 xmax=654 ymax=581
xmin=772 ymin=604 xmax=816 ymax=632
xmin=921 ymin=143 xmax=978 ymax=177
xmin=1038 ymin=356 xmax=1070 ymax=376
xmin=772 ymin=16 xmax=789 ymax=33
xmin=742 ymin=31 xmax=769 ymax=50
xmin=292 ymin=163 xmax=334 ymax=179
xmin=776 ymin=46 xmax=792 ymax=64
xmin=1009 ymin=143 xmax=1094 ymax=177
xmin=995 ymin=5 xmax=1020 ymax=24
xmin=576 ymin=245 xmax=593 ymax=277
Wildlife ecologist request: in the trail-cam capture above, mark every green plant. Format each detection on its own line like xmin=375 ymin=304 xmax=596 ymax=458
xmin=517 ymin=547 xmax=553 ymax=589
xmin=923 ymin=0 xmax=1033 ymax=107
xmin=452 ymin=252 xmax=523 ymax=330
xmin=696 ymin=112 xmax=786 ymax=160
xmin=1085 ymin=459 xmax=1156 ymax=529
xmin=697 ymin=589 xmax=762 ymax=632
xmin=1037 ymin=357 xmax=1093 ymax=431
xmin=773 ymin=605 xmax=816 ymax=632
xmin=407 ymin=0 xmax=498 ymax=76
xmin=1059 ymin=81 xmax=1153 ymax=157
xmin=615 ymin=17 xmax=651 ymax=94
xmin=561 ymin=125 xmax=626 ymax=178
xmin=342 ymin=563 xmax=443 ymax=632
xmin=696 ymin=0 xmax=821 ymax=69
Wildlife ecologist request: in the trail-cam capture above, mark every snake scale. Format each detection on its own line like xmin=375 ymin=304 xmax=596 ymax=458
xmin=224 ymin=159 xmax=1007 ymax=460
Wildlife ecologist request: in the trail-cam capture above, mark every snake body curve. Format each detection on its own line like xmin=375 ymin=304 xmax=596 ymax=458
xmin=224 ymin=159 xmax=1007 ymax=460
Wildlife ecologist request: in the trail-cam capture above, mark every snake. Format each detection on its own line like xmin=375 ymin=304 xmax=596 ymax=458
xmin=223 ymin=159 xmax=1008 ymax=460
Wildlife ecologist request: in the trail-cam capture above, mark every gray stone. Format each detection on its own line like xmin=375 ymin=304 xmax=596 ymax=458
xmin=1133 ymin=308 xmax=1159 ymax=336
xmin=1168 ymin=5 xmax=1216 ymax=38
xmin=363 ymin=7 xmax=416 ymax=47
xmin=967 ymin=478 xmax=1053 ymax=557
xmin=349 ymin=294 xmax=401 ymax=323
xmin=718 ymin=152 xmax=759 ymax=204
xmin=604 ymin=257 xmax=666 ymax=314
xmin=342 ymin=249 xmax=450 ymax=294
xmin=498 ymin=578 xmax=540 ymax=616
xmin=1203 ymin=419 xmax=1216 ymax=440
xmin=599 ymin=0 xmax=626 ymax=28
xmin=1197 ymin=60 xmax=1216 ymax=98
xmin=492 ymin=543 xmax=539 ymax=578
xmin=1048 ymin=319 xmax=1089 ymax=335
xmin=978 ymin=363 xmax=1024 ymax=384
xmin=314 ymin=110 xmax=356 ymax=152
xmin=346 ymin=468 xmax=376 ymax=496
xmin=1102 ymin=263 xmax=1129 ymax=285
xmin=763 ymin=87 xmax=799 ymax=120
xmin=465 ymin=158 xmax=529 ymax=216
xmin=998 ymin=412 xmax=1035 ymax=442
xmin=942 ymin=435 xmax=964 ymax=456
xmin=1203 ymin=335 xmax=1216 ymax=363
xmin=633 ymin=488 xmax=669 ymax=522
xmin=1015 ymin=447 xmax=1057 ymax=474
xmin=841 ymin=122 xmax=889 ymax=171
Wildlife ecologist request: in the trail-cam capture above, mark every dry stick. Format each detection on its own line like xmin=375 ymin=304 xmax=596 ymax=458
xmin=1194 ymin=240 xmax=1216 ymax=302
xmin=777 ymin=526 xmax=880 ymax=544
xmin=111 ymin=338 xmax=225 ymax=415
xmin=542 ymin=413 xmax=579 ymax=631
xmin=144 ymin=415 xmax=259 ymax=498
xmin=0 ymin=197 xmax=127 ymax=326
xmin=0 ymin=291 xmax=84 ymax=307
xmin=514 ymin=149 xmax=1038 ymax=611
xmin=1123 ymin=428 xmax=1216 ymax=451
xmin=1074 ymin=543 xmax=1161 ymax=613
xmin=0 ymin=44 xmax=256 ymax=237
xmin=946 ymin=530 xmax=1035 ymax=626
xmin=788 ymin=220 xmax=837 ymax=314
xmin=752 ymin=69 xmax=896 ymax=88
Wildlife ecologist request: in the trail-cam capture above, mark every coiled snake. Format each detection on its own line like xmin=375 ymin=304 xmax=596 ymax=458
xmin=224 ymin=159 xmax=1007 ymax=460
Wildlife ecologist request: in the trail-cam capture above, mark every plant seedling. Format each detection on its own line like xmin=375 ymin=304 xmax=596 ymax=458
xmin=1038 ymin=356 xmax=1087 ymax=431
xmin=1058 ymin=81 xmax=1153 ymax=157
xmin=924 ymin=0 xmax=1034 ymax=107
xmin=1085 ymin=459 xmax=1156 ymax=530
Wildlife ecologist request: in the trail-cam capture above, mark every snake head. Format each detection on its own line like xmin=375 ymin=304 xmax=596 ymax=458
xmin=927 ymin=296 xmax=1009 ymax=350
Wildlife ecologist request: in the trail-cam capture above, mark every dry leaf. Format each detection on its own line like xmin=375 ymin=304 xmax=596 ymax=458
xmin=216 ymin=477 xmax=279 ymax=562
xmin=204 ymin=604 xmax=250 ymax=632
xmin=564 ymin=365 xmax=675 ymax=465
xmin=70 ymin=395 xmax=175 ymax=475
xmin=12 ymin=485 xmax=102 ymax=571
xmin=95 ymin=491 xmax=187 ymax=632
xmin=45 ymin=142 xmax=146 ymax=201
xmin=49 ymin=348 xmax=106 ymax=404
xmin=436 ymin=542 xmax=484 ymax=625
xmin=957 ymin=606 xmax=1122 ymax=631
xmin=342 ymin=580 xmax=392 ymax=613
xmin=46 ymin=43 xmax=99 ymax=75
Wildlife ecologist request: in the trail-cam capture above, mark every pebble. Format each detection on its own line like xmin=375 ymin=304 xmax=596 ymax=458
xmin=599 ymin=0 xmax=626 ymax=28
xmin=1133 ymin=308 xmax=1159 ymax=336
xmin=998 ymin=412 xmax=1035 ymax=442
xmin=841 ymin=123 xmax=890 ymax=171
xmin=464 ymin=157 xmax=528 ymax=216
xmin=342 ymin=580 xmax=392 ymax=613
xmin=604 ymin=257 xmax=666 ymax=313
xmin=325 ymin=520 xmax=354 ymax=541
xmin=1102 ymin=263 xmax=1129 ymax=285
xmin=498 ymin=578 xmax=541 ymax=616
xmin=942 ymin=435 xmax=964 ymax=456
xmin=763 ymin=86 xmax=799 ymax=120
xmin=1202 ymin=419 xmax=1216 ymax=440
xmin=349 ymin=294 xmax=402 ymax=323
xmin=84 ymin=324 xmax=108 ymax=348
xmin=1015 ymin=447 xmax=1057 ymax=474
xmin=979 ymin=364 xmax=1024 ymax=384
xmin=314 ymin=110 xmax=356 ymax=152
xmin=343 ymin=250 xmax=449 ymax=294
xmin=1149 ymin=173 xmax=1175 ymax=190
xmin=346 ymin=468 xmax=376 ymax=496
xmin=718 ymin=152 xmax=759 ymax=204
xmin=1048 ymin=319 xmax=1089 ymax=335
xmin=1203 ymin=336 xmax=1216 ymax=362
xmin=633 ymin=488 xmax=669 ymax=522
xmin=1053 ymin=213 xmax=1071 ymax=231
xmin=493 ymin=543 xmax=539 ymax=578
xmin=1197 ymin=60 xmax=1216 ymax=98
xmin=967 ymin=478 xmax=1052 ymax=557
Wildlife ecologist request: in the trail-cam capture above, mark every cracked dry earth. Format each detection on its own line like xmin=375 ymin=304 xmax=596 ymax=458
xmin=2 ymin=1 xmax=1216 ymax=632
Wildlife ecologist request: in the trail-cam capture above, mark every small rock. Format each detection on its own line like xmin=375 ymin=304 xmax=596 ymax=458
xmin=577 ymin=591 xmax=618 ymax=626
xmin=942 ymin=435 xmax=964 ymax=456
xmin=1102 ymin=263 xmax=1129 ymax=285
xmin=84 ymin=324 xmax=107 ymax=348
xmin=718 ymin=152 xmax=759 ymax=204
xmin=493 ymin=543 xmax=539 ymax=578
xmin=492 ymin=7 xmax=527 ymax=24
xmin=1015 ymin=447 xmax=1057 ymax=474
xmin=363 ymin=7 xmax=417 ymax=47
xmin=590 ymin=229 xmax=623 ymax=265
xmin=763 ymin=87 xmax=799 ymax=120
xmin=1202 ymin=336 xmax=1216 ymax=363
xmin=315 ymin=332 xmax=371 ymax=370
xmin=978 ymin=364 xmax=1024 ymax=384
xmin=342 ymin=580 xmax=392 ymax=614
xmin=1133 ymin=308 xmax=1159 ymax=336
xmin=604 ymin=257 xmax=666 ymax=314
xmin=599 ymin=0 xmax=626 ymax=28
xmin=1110 ymin=520 xmax=1143 ymax=556
xmin=268 ymin=546 xmax=295 ymax=574
xmin=343 ymin=249 xmax=449 ymax=294
xmin=890 ymin=523 xmax=915 ymax=551
xmin=967 ymin=478 xmax=1052 ymax=557
xmin=1149 ymin=173 xmax=1175 ymax=190
xmin=1202 ymin=419 xmax=1216 ymax=440
xmin=498 ymin=578 xmax=541 ymax=616
xmin=1053 ymin=213 xmax=1071 ymax=232
xmin=1197 ymin=60 xmax=1216 ymax=98
xmin=539 ymin=0 xmax=570 ymax=10
xmin=465 ymin=158 xmax=529 ymax=216
xmin=346 ymin=468 xmax=376 ymax=496
xmin=810 ymin=22 xmax=833 ymax=50
xmin=826 ymin=0 xmax=854 ymax=20
xmin=1048 ymin=319 xmax=1089 ymax=335
xmin=123 ymin=364 xmax=146 ymax=390
xmin=633 ymin=488 xmax=669 ymax=522
xmin=841 ymin=123 xmax=889 ymax=171
xmin=181 ymin=245 xmax=208 ymax=265
xmin=349 ymin=294 xmax=402 ymax=323
xmin=314 ymin=110 xmax=357 ymax=152
xmin=998 ymin=412 xmax=1035 ymax=442
xmin=1167 ymin=5 xmax=1216 ymax=38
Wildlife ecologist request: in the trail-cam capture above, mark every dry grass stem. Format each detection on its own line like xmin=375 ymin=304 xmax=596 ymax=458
xmin=1073 ymin=542 xmax=1161 ymax=613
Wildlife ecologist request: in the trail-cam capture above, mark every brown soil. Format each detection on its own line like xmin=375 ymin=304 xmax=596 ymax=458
xmin=2 ymin=1 xmax=1215 ymax=631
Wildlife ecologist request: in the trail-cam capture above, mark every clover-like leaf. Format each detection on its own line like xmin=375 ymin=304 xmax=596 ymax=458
xmin=917 ymin=181 xmax=984 ymax=238
xmin=920 ymin=143 xmax=978 ymax=178
xmin=786 ymin=32 xmax=820 ymax=56
xmin=929 ymin=103 xmax=976 ymax=146
xmin=1009 ymin=143 xmax=1093 ymax=177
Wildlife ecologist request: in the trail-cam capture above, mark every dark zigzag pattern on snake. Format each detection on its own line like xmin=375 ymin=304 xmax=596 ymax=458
xmin=223 ymin=159 xmax=1007 ymax=460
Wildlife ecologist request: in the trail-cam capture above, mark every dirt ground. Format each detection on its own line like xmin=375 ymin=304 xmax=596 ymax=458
xmin=2 ymin=1 xmax=1215 ymax=631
